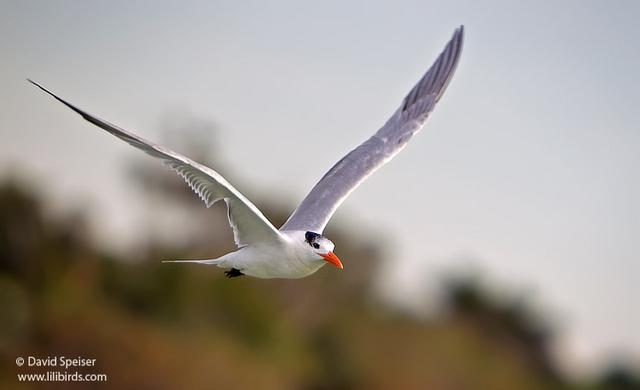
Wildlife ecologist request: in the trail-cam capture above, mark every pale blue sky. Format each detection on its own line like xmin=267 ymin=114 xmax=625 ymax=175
xmin=2 ymin=0 xmax=639 ymax=375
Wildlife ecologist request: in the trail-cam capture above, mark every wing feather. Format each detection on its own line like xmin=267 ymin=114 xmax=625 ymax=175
xmin=29 ymin=80 xmax=283 ymax=247
xmin=281 ymin=26 xmax=464 ymax=233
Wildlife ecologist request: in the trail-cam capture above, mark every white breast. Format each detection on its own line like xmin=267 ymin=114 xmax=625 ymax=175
xmin=220 ymin=231 xmax=325 ymax=279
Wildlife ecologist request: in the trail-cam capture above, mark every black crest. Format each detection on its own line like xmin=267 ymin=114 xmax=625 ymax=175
xmin=305 ymin=231 xmax=321 ymax=244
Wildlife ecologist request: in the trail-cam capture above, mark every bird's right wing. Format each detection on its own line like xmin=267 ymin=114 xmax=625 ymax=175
xmin=29 ymin=80 xmax=284 ymax=248
xmin=281 ymin=26 xmax=464 ymax=233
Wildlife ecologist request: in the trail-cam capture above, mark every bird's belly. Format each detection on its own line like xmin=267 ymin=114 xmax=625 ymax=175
xmin=232 ymin=245 xmax=324 ymax=279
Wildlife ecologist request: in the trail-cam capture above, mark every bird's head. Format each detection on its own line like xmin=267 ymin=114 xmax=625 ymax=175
xmin=304 ymin=231 xmax=343 ymax=269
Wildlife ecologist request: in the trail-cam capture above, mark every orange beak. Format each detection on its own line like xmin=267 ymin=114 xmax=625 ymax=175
xmin=322 ymin=252 xmax=344 ymax=269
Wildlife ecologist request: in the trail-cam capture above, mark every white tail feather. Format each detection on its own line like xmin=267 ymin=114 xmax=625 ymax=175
xmin=162 ymin=259 xmax=220 ymax=265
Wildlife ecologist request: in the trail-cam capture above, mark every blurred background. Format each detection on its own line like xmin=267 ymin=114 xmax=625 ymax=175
xmin=1 ymin=1 xmax=639 ymax=388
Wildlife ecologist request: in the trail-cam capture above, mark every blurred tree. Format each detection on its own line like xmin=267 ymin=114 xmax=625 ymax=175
xmin=0 ymin=118 xmax=637 ymax=388
xmin=597 ymin=363 xmax=640 ymax=390
xmin=442 ymin=274 xmax=559 ymax=382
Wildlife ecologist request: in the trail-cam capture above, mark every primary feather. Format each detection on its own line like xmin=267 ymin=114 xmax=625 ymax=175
xmin=281 ymin=26 xmax=464 ymax=233
xmin=27 ymin=79 xmax=284 ymax=247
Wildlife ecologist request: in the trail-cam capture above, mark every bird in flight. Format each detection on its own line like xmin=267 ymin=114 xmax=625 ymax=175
xmin=29 ymin=26 xmax=464 ymax=279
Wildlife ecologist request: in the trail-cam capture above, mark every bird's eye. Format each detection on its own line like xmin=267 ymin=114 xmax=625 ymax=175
xmin=312 ymin=243 xmax=320 ymax=249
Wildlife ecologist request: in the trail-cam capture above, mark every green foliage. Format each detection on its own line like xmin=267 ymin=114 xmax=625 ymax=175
xmin=0 ymin=180 xmax=637 ymax=389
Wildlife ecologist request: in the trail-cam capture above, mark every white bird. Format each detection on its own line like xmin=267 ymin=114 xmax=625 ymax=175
xmin=29 ymin=26 xmax=464 ymax=279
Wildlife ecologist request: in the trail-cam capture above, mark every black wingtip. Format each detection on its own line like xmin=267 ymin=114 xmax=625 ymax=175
xmin=27 ymin=78 xmax=56 ymax=99
xmin=27 ymin=78 xmax=42 ymax=89
xmin=453 ymin=25 xmax=464 ymax=42
xmin=27 ymin=78 xmax=40 ymax=89
xmin=455 ymin=25 xmax=464 ymax=43
xmin=26 ymin=78 xmax=88 ymax=119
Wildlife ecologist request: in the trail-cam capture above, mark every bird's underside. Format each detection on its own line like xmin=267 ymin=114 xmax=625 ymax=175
xmin=28 ymin=26 xmax=464 ymax=279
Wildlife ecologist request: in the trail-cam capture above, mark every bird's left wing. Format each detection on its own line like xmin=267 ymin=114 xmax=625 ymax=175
xmin=29 ymin=80 xmax=284 ymax=247
xmin=281 ymin=26 xmax=464 ymax=234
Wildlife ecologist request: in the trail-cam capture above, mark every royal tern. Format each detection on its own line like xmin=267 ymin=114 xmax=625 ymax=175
xmin=29 ymin=26 xmax=464 ymax=279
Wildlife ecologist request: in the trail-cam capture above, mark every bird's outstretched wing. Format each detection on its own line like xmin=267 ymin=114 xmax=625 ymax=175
xmin=29 ymin=80 xmax=284 ymax=247
xmin=281 ymin=26 xmax=464 ymax=233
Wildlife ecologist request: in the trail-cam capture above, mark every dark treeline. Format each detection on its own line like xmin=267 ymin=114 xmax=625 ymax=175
xmin=0 ymin=177 xmax=637 ymax=389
